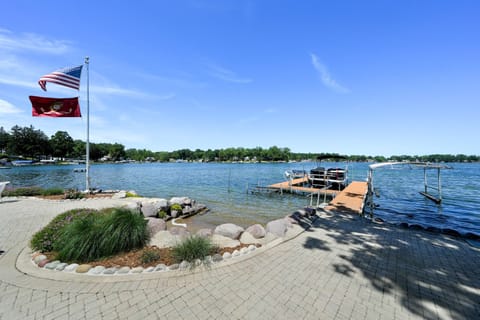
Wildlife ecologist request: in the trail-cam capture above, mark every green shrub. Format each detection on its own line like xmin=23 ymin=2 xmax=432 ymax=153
xmin=41 ymin=187 xmax=64 ymax=196
xmin=53 ymin=207 xmax=149 ymax=263
xmin=172 ymin=236 xmax=217 ymax=266
xmin=126 ymin=191 xmax=141 ymax=198
xmin=170 ymin=203 xmax=182 ymax=212
xmin=30 ymin=208 xmax=101 ymax=252
xmin=158 ymin=210 xmax=167 ymax=219
xmin=140 ymin=248 xmax=160 ymax=264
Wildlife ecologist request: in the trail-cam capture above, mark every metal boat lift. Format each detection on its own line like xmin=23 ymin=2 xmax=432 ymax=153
xmin=366 ymin=161 xmax=452 ymax=217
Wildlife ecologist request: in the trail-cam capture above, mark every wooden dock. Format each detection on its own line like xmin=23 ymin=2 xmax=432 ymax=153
xmin=267 ymin=177 xmax=340 ymax=196
xmin=267 ymin=178 xmax=368 ymax=215
xmin=325 ymin=181 xmax=368 ymax=214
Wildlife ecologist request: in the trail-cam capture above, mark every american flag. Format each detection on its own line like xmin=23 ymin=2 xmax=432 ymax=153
xmin=38 ymin=65 xmax=83 ymax=91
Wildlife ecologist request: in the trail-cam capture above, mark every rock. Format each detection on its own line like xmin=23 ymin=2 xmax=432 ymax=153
xmin=239 ymin=231 xmax=262 ymax=245
xmin=169 ymin=197 xmax=189 ymax=206
xmin=64 ymin=264 xmax=79 ymax=272
xmin=144 ymin=266 xmax=155 ymax=272
xmin=168 ymin=264 xmax=179 ymax=270
xmin=259 ymin=232 xmax=278 ymax=245
xmin=38 ymin=259 xmax=50 ymax=268
xmin=222 ymin=252 xmax=231 ymax=259
xmin=240 ymin=247 xmax=249 ymax=255
xmin=117 ymin=266 xmax=131 ymax=274
xmin=44 ymin=261 xmax=61 ymax=270
xmin=266 ymin=219 xmax=289 ymax=237
xmin=33 ymin=254 xmax=47 ymax=264
xmin=212 ymin=254 xmax=223 ymax=262
xmin=214 ymin=223 xmax=244 ymax=240
xmin=146 ymin=217 xmax=166 ymax=235
xmin=248 ymin=244 xmax=256 ymax=252
xmin=76 ymin=264 xmax=92 ymax=273
xmin=140 ymin=199 xmax=168 ymax=217
xmin=179 ymin=261 xmax=190 ymax=270
xmin=155 ymin=264 xmax=167 ymax=272
xmin=112 ymin=191 xmax=127 ymax=199
xmin=150 ymin=230 xmax=184 ymax=248
xmin=211 ymin=234 xmax=241 ymax=248
xmin=88 ymin=266 xmax=106 ymax=275
xmin=55 ymin=263 xmax=68 ymax=271
xmin=103 ymin=267 xmax=117 ymax=275
xmin=169 ymin=227 xmax=190 ymax=238
xmin=131 ymin=267 xmax=144 ymax=273
xmin=170 ymin=210 xmax=179 ymax=218
xmin=122 ymin=201 xmax=142 ymax=213
xmin=196 ymin=228 xmax=213 ymax=238
xmin=232 ymin=250 xmax=240 ymax=257
xmin=245 ymin=224 xmax=266 ymax=239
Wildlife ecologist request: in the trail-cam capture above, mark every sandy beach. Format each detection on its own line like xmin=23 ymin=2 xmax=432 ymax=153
xmin=1 ymin=197 xmax=479 ymax=319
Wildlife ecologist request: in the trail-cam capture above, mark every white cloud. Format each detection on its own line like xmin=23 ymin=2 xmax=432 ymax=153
xmin=0 ymin=29 xmax=71 ymax=54
xmin=0 ymin=99 xmax=22 ymax=114
xmin=206 ymin=63 xmax=252 ymax=83
xmin=310 ymin=53 xmax=349 ymax=93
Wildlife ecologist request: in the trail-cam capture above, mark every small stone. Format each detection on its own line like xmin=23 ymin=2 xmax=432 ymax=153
xmin=131 ymin=267 xmax=144 ymax=273
xmin=144 ymin=266 xmax=155 ymax=272
xmin=168 ymin=263 xmax=179 ymax=270
xmin=38 ymin=259 xmax=50 ymax=268
xmin=212 ymin=254 xmax=223 ymax=262
xmin=240 ymin=247 xmax=248 ymax=255
xmin=179 ymin=261 xmax=190 ymax=270
xmin=232 ymin=250 xmax=240 ymax=257
xmin=76 ymin=264 xmax=92 ymax=273
xmin=64 ymin=264 xmax=79 ymax=272
xmin=55 ymin=263 xmax=68 ymax=271
xmin=88 ymin=266 xmax=106 ymax=275
xmin=117 ymin=266 xmax=131 ymax=274
xmin=33 ymin=254 xmax=47 ymax=264
xmin=44 ymin=261 xmax=60 ymax=270
xmin=103 ymin=267 xmax=117 ymax=275
xmin=248 ymin=244 xmax=256 ymax=252
xmin=222 ymin=252 xmax=232 ymax=259
xmin=155 ymin=264 xmax=167 ymax=272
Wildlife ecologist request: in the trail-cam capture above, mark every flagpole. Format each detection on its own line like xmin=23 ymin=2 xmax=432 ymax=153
xmin=85 ymin=56 xmax=90 ymax=192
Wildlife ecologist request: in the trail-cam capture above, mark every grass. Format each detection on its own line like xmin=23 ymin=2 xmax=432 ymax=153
xmin=31 ymin=207 xmax=150 ymax=263
xmin=53 ymin=207 xmax=149 ymax=263
xmin=172 ymin=236 xmax=218 ymax=266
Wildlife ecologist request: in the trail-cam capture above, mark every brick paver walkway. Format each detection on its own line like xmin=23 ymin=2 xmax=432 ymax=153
xmin=1 ymin=198 xmax=479 ymax=319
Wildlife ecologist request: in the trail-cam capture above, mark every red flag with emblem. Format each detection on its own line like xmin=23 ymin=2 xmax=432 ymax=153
xmin=30 ymin=96 xmax=81 ymax=117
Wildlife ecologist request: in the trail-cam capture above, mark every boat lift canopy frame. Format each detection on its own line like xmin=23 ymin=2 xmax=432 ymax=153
xmin=367 ymin=161 xmax=452 ymax=205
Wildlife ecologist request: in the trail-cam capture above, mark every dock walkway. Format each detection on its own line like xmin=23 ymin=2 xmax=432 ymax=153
xmin=267 ymin=177 xmax=340 ymax=196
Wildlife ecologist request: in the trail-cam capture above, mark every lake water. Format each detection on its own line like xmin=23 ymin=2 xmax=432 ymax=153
xmin=1 ymin=162 xmax=479 ymax=237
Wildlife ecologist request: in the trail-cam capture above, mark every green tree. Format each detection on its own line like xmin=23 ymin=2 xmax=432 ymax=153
xmin=9 ymin=125 xmax=50 ymax=159
xmin=50 ymin=131 xmax=74 ymax=158
xmin=0 ymin=127 xmax=10 ymax=154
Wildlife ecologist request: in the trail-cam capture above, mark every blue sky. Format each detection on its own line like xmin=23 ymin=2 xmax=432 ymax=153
xmin=1 ymin=1 xmax=479 ymax=156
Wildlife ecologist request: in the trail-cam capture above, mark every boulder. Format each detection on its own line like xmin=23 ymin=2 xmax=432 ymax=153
xmin=196 ymin=228 xmax=213 ymax=238
xmin=112 ymin=191 xmax=127 ymax=199
xmin=122 ymin=201 xmax=142 ymax=214
xmin=150 ymin=230 xmax=185 ymax=248
xmin=76 ymin=264 xmax=92 ymax=273
xmin=141 ymin=199 xmax=168 ymax=217
xmin=266 ymin=219 xmax=289 ymax=237
xmin=146 ymin=217 xmax=166 ymax=235
xmin=211 ymin=234 xmax=241 ymax=248
xmin=239 ymin=231 xmax=262 ymax=245
xmin=245 ymin=224 xmax=266 ymax=239
xmin=214 ymin=223 xmax=244 ymax=240
xmin=169 ymin=197 xmax=190 ymax=206
xmin=169 ymin=227 xmax=190 ymax=237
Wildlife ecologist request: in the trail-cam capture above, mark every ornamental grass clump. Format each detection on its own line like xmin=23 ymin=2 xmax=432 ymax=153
xmin=30 ymin=208 xmax=101 ymax=252
xmin=53 ymin=208 xmax=149 ymax=263
xmin=172 ymin=236 xmax=217 ymax=267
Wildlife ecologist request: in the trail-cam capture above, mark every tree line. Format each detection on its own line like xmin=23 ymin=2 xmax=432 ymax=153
xmin=0 ymin=125 xmax=478 ymax=163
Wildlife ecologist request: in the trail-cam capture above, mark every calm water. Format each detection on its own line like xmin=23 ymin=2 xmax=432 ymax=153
xmin=1 ymin=162 xmax=479 ymax=236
